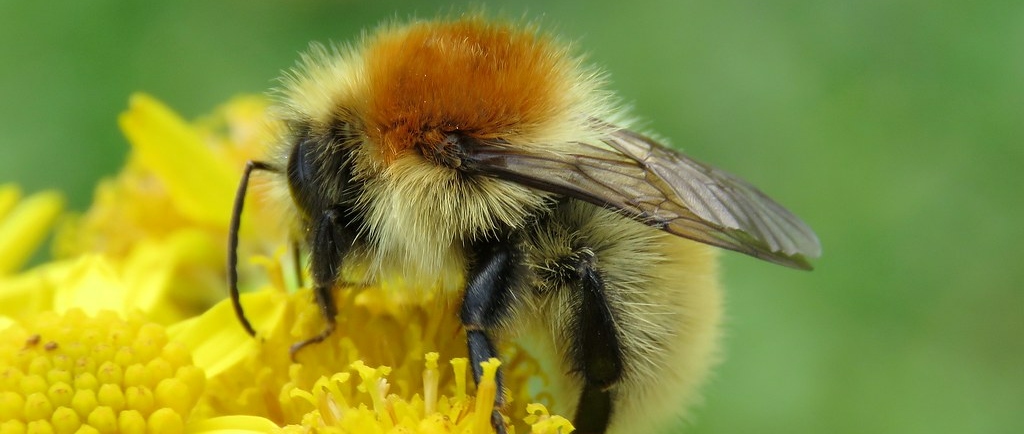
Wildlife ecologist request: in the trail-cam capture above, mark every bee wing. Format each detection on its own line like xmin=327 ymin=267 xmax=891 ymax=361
xmin=463 ymin=128 xmax=821 ymax=270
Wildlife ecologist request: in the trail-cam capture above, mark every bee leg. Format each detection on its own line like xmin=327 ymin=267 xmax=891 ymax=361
xmin=290 ymin=206 xmax=353 ymax=360
xmin=570 ymin=250 xmax=623 ymax=434
xmin=461 ymin=239 xmax=520 ymax=434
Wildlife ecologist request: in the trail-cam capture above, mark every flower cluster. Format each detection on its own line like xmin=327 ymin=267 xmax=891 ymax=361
xmin=0 ymin=94 xmax=573 ymax=433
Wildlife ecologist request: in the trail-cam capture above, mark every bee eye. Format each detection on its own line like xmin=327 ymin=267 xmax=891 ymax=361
xmin=285 ymin=132 xmax=358 ymax=219
xmin=420 ymin=132 xmax=468 ymax=169
xmin=286 ymin=136 xmax=320 ymax=215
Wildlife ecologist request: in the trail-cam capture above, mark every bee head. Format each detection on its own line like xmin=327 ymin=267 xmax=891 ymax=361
xmin=283 ymin=118 xmax=359 ymax=223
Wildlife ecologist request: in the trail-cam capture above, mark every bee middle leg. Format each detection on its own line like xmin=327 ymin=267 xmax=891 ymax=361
xmin=461 ymin=239 xmax=522 ymax=434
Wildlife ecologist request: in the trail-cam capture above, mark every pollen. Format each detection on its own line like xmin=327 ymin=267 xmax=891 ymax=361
xmin=0 ymin=309 xmax=205 ymax=433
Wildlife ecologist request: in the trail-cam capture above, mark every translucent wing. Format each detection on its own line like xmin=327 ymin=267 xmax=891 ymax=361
xmin=462 ymin=128 xmax=821 ymax=269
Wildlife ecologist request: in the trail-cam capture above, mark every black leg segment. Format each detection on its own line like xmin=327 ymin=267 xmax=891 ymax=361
xmin=461 ymin=239 xmax=521 ymax=434
xmin=291 ymin=238 xmax=305 ymax=289
xmin=570 ymin=251 xmax=624 ymax=434
xmin=574 ymin=384 xmax=614 ymax=434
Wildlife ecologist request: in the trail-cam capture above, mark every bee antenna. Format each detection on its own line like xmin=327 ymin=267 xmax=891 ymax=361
xmin=228 ymin=160 xmax=278 ymax=337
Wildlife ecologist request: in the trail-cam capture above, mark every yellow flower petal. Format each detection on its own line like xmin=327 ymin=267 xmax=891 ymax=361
xmin=186 ymin=415 xmax=282 ymax=433
xmin=167 ymin=290 xmax=288 ymax=378
xmin=117 ymin=93 xmax=237 ymax=226
xmin=52 ymin=255 xmax=129 ymax=315
xmin=0 ymin=184 xmax=20 ymax=220
xmin=1 ymin=244 xmax=206 ymax=327
xmin=120 ymin=229 xmax=221 ymax=323
xmin=0 ymin=187 xmax=64 ymax=275
xmin=0 ymin=259 xmax=68 ymax=321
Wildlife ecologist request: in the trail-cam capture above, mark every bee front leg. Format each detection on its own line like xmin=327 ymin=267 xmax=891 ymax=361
xmin=461 ymin=239 xmax=521 ymax=434
xmin=291 ymin=206 xmax=354 ymax=359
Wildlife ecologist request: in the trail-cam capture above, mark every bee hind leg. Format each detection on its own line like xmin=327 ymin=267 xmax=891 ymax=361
xmin=568 ymin=249 xmax=623 ymax=434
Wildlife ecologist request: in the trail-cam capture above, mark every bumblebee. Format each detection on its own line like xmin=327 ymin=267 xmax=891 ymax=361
xmin=228 ymin=16 xmax=820 ymax=434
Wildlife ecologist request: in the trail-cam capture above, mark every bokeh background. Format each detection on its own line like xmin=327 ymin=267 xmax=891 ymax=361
xmin=2 ymin=1 xmax=1021 ymax=433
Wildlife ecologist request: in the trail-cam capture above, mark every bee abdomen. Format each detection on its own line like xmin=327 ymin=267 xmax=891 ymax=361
xmin=518 ymin=200 xmax=722 ymax=433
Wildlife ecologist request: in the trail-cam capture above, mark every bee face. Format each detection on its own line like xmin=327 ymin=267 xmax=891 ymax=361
xmin=229 ymin=14 xmax=820 ymax=434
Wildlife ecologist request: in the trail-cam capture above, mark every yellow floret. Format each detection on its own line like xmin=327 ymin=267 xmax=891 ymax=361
xmin=0 ymin=309 xmax=204 ymax=433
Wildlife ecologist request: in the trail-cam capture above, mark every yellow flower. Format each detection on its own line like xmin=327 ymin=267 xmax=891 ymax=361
xmin=0 ymin=94 xmax=574 ymax=433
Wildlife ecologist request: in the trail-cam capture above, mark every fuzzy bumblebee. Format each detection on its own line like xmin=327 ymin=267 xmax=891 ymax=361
xmin=228 ymin=15 xmax=820 ymax=434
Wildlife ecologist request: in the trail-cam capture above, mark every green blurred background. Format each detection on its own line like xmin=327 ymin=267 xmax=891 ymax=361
xmin=2 ymin=1 xmax=1021 ymax=432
